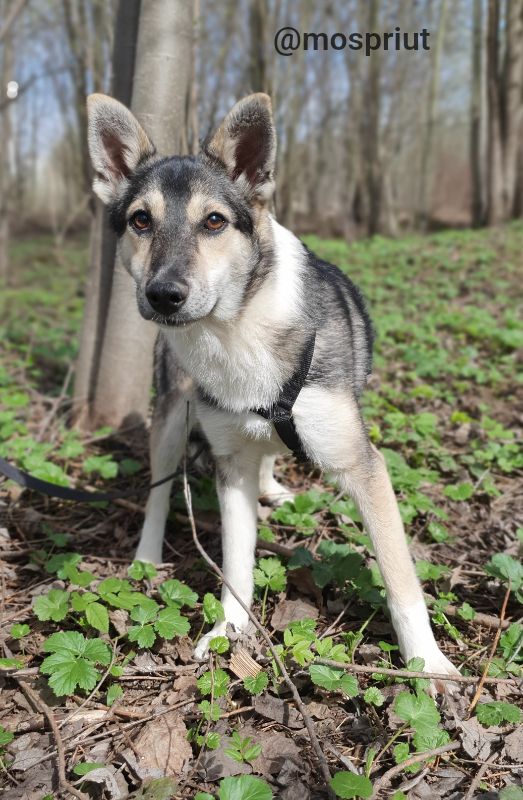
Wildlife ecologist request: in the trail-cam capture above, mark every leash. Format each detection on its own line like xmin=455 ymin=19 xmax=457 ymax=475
xmin=0 ymin=455 xmax=178 ymax=504
xmin=0 ymin=333 xmax=317 ymax=501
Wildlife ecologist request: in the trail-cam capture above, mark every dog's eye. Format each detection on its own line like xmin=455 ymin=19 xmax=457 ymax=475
xmin=204 ymin=212 xmax=227 ymax=232
xmin=130 ymin=210 xmax=151 ymax=232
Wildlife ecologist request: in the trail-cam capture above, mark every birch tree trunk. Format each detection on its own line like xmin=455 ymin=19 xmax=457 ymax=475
xmin=75 ymin=0 xmax=193 ymax=430
xmin=0 ymin=8 xmax=14 ymax=284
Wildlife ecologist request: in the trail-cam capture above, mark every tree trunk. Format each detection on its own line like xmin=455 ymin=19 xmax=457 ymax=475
xmin=417 ymin=0 xmax=449 ymax=230
xmin=501 ymin=0 xmax=523 ymax=217
xmin=77 ymin=0 xmax=194 ymax=430
xmin=470 ymin=0 xmax=483 ymax=227
xmin=0 ymin=10 xmax=14 ymax=284
xmin=248 ymin=0 xmax=269 ymax=94
xmin=486 ymin=0 xmax=505 ymax=224
xmin=74 ymin=0 xmax=140 ymax=425
xmin=362 ymin=0 xmax=381 ymax=236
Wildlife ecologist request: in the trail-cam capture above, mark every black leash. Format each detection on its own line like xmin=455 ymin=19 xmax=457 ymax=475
xmin=0 ymin=455 xmax=178 ymax=504
xmin=0 ymin=332 xmax=316 ymax=502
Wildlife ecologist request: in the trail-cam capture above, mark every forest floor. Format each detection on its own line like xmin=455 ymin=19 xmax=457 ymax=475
xmin=0 ymin=226 xmax=522 ymax=800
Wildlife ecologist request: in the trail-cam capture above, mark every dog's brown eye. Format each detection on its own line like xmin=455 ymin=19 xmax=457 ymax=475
xmin=204 ymin=212 xmax=226 ymax=232
xmin=130 ymin=210 xmax=151 ymax=232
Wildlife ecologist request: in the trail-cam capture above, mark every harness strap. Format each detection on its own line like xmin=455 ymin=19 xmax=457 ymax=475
xmin=200 ymin=332 xmax=316 ymax=462
xmin=253 ymin=332 xmax=316 ymax=461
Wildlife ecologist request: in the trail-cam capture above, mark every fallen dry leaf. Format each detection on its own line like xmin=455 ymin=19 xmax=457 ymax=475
xmin=271 ymin=597 xmax=319 ymax=631
xmin=124 ymin=711 xmax=192 ymax=779
xmin=253 ymin=694 xmax=303 ymax=729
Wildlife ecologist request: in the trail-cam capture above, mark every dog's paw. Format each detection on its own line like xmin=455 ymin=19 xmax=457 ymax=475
xmin=134 ymin=545 xmax=163 ymax=565
xmin=193 ymin=622 xmax=228 ymax=661
xmin=259 ymin=478 xmax=294 ymax=507
xmin=416 ymin=648 xmax=460 ymax=696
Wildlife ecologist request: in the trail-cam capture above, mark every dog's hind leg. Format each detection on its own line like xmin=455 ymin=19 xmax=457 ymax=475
xmin=258 ymin=454 xmax=294 ymax=506
xmin=194 ymin=449 xmax=261 ymax=659
xmin=294 ymin=387 xmax=458 ymax=691
xmin=135 ymin=389 xmax=194 ymax=564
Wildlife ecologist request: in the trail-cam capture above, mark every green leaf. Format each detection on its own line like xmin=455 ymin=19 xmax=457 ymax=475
xmin=457 ymin=602 xmax=476 ymax=621
xmin=499 ymin=788 xmax=523 ymax=800
xmin=415 ymin=560 xmax=449 ymax=582
xmin=128 ymin=624 xmax=156 ymax=649
xmin=154 ymin=606 xmax=190 ymax=639
xmin=484 ymin=554 xmax=523 ymax=592
xmin=198 ymin=700 xmax=221 ymax=721
xmin=44 ymin=657 xmax=100 ymax=696
xmin=195 ymin=794 xmax=215 ymax=800
xmin=309 ymin=665 xmax=358 ymax=697
xmin=106 ymin=684 xmax=123 ymax=707
xmin=394 ymin=691 xmax=441 ymax=733
xmin=218 ymin=775 xmax=273 ymax=800
xmin=73 ymin=762 xmax=105 ymax=776
xmin=71 ymin=590 xmax=97 ymax=612
xmin=119 ymin=458 xmax=142 ymax=476
xmin=209 ymin=636 xmax=229 ymax=654
xmin=203 ymin=594 xmax=225 ymax=624
xmin=500 ymin=623 xmax=523 ymax=661
xmin=243 ymin=671 xmax=269 ymax=695
xmin=85 ymin=602 xmax=109 ymax=634
xmin=364 ymin=686 xmax=385 ymax=707
xmin=413 ymin=727 xmax=450 ymax=752
xmin=158 ymin=579 xmax=197 ymax=609
xmin=476 ymin=701 xmax=521 ymax=727
xmin=83 ymin=454 xmax=118 ymax=479
xmin=45 ymin=552 xmax=82 ymax=578
xmin=10 ymin=623 xmax=30 ymax=639
xmin=443 ymin=482 xmax=474 ymax=501
xmin=330 ymin=772 xmax=373 ymax=799
xmin=197 ymin=668 xmax=229 ymax=698
xmin=253 ymin=557 xmax=287 ymax=592
xmin=0 ymin=657 xmax=23 ymax=669
xmin=0 ymin=726 xmax=14 ymax=747
xmin=128 ymin=560 xmax=158 ymax=580
xmin=33 ymin=589 xmax=70 ymax=622
xmin=393 ymin=742 xmax=410 ymax=764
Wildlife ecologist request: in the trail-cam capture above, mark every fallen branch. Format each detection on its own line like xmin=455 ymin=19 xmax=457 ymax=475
xmin=468 ymin=583 xmax=511 ymax=714
xmin=314 ymin=657 xmax=518 ymax=685
xmin=182 ymin=450 xmax=334 ymax=796
xmin=463 ymin=751 xmax=499 ymax=800
xmin=371 ymin=741 xmax=460 ymax=798
xmin=17 ymin=679 xmax=89 ymax=800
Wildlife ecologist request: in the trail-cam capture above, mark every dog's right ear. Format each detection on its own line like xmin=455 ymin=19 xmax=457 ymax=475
xmin=87 ymin=94 xmax=156 ymax=204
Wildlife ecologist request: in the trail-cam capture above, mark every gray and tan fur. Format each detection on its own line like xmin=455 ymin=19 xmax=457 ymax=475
xmin=87 ymin=93 xmax=458 ymax=684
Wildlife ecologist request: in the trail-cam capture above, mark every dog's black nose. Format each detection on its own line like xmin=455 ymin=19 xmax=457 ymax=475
xmin=145 ymin=280 xmax=189 ymax=315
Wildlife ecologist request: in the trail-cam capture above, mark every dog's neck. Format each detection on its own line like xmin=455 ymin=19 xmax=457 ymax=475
xmin=164 ymin=217 xmax=308 ymax=412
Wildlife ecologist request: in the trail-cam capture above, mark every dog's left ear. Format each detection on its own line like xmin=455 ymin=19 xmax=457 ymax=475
xmin=204 ymin=93 xmax=276 ymax=202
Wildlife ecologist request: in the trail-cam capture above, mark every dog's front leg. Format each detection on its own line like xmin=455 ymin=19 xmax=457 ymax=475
xmin=194 ymin=451 xmax=260 ymax=660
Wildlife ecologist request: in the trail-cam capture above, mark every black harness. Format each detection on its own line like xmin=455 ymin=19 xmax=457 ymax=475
xmin=200 ymin=331 xmax=316 ymax=462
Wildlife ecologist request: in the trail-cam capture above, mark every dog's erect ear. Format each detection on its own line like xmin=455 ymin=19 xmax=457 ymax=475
xmin=204 ymin=93 xmax=276 ymax=201
xmin=86 ymin=94 xmax=156 ymax=204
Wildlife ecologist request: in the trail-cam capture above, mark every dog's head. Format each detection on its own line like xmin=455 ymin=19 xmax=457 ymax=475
xmin=87 ymin=93 xmax=276 ymax=326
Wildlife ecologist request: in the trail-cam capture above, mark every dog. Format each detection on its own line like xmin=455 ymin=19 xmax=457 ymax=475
xmin=86 ymin=92 xmax=458 ymax=681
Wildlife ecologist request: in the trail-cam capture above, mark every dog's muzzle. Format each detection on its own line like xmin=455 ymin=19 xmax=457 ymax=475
xmin=145 ymin=278 xmax=189 ymax=316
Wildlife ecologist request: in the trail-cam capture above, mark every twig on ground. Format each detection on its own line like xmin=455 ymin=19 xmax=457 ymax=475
xmin=314 ymin=657 xmax=518 ymax=685
xmin=468 ymin=583 xmax=511 ymax=714
xmin=17 ymin=679 xmax=89 ymax=800
xmin=443 ymin=603 xmax=511 ymax=631
xmin=181 ymin=446 xmax=334 ymax=796
xmin=371 ymin=741 xmax=460 ymax=798
xmin=463 ymin=751 xmax=499 ymax=800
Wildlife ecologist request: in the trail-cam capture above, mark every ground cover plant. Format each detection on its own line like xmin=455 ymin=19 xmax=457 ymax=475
xmin=0 ymin=226 xmax=522 ymax=799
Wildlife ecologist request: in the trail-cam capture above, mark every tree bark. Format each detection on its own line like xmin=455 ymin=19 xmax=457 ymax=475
xmin=470 ymin=0 xmax=483 ymax=227
xmin=501 ymin=0 xmax=523 ymax=217
xmin=79 ymin=0 xmax=194 ymax=430
xmin=73 ymin=0 xmax=140 ymax=425
xmin=362 ymin=0 xmax=381 ymax=236
xmin=417 ymin=0 xmax=449 ymax=230
xmin=0 ymin=7 xmax=14 ymax=284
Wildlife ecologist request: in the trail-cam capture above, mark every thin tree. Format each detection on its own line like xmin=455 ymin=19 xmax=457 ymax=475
xmin=470 ymin=0 xmax=483 ymax=227
xmin=74 ymin=0 xmax=194 ymax=429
